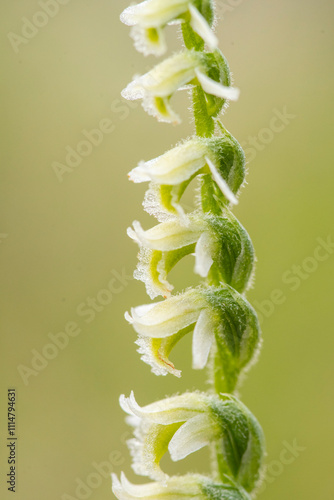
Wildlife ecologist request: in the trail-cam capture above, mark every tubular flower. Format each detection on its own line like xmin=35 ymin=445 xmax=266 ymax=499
xmin=119 ymin=392 xmax=264 ymax=492
xmin=121 ymin=50 xmax=239 ymax=123
xmin=125 ymin=285 xmax=260 ymax=384
xmin=128 ymin=210 xmax=254 ymax=299
xmin=120 ymin=0 xmax=218 ymax=56
xmin=112 ymin=473 xmax=252 ymax=500
xmin=128 ymin=132 xmax=245 ymax=216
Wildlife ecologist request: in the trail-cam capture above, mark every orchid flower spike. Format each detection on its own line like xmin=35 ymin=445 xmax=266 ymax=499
xmin=121 ymin=50 xmax=239 ymax=123
xmin=128 ymin=210 xmax=254 ymax=299
xmin=112 ymin=472 xmax=252 ymax=500
xmin=119 ymin=391 xmax=265 ymax=492
xmin=120 ymin=0 xmax=217 ymax=56
xmin=125 ymin=286 xmax=260 ymax=389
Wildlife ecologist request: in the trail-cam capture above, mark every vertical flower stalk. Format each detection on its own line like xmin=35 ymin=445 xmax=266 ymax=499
xmin=113 ymin=1 xmax=265 ymax=499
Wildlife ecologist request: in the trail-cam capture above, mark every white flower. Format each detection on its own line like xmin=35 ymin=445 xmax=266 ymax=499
xmin=118 ymin=392 xmax=265 ymax=492
xmin=119 ymin=391 xmax=218 ymax=481
xmin=125 ymin=288 xmax=216 ymax=375
xmin=112 ymin=472 xmax=252 ymax=500
xmin=121 ymin=51 xmax=239 ymax=123
xmin=127 ymin=215 xmax=214 ymax=299
xmin=128 ymin=137 xmax=240 ymax=212
xmin=127 ymin=209 xmax=254 ymax=301
xmin=120 ymin=0 xmax=218 ymax=56
xmin=125 ymin=285 xmax=260 ymax=383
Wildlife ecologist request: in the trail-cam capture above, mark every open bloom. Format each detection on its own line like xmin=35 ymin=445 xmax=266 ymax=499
xmin=119 ymin=391 xmax=265 ymax=492
xmin=121 ymin=51 xmax=239 ymax=123
xmin=125 ymin=285 xmax=260 ymax=383
xmin=128 ymin=211 xmax=254 ymax=299
xmin=128 ymin=133 xmax=245 ymax=216
xmin=120 ymin=0 xmax=217 ymax=56
xmin=112 ymin=472 xmax=252 ymax=500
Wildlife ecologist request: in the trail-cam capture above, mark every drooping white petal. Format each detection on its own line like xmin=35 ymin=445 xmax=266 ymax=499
xmin=192 ymin=309 xmax=215 ymax=370
xmin=195 ymin=69 xmax=240 ymax=101
xmin=194 ymin=232 xmax=214 ymax=277
xmin=126 ymin=290 xmax=206 ymax=338
xmin=189 ymin=5 xmax=218 ymax=50
xmin=127 ymin=218 xmax=205 ymax=251
xmin=129 ymin=139 xmax=208 ymax=185
xmin=120 ymin=1 xmax=190 ymax=28
xmin=206 ymin=156 xmax=239 ymax=205
xmin=168 ymin=414 xmax=218 ymax=461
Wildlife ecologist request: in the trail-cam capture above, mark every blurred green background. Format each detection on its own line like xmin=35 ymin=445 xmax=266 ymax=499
xmin=1 ymin=0 xmax=333 ymax=499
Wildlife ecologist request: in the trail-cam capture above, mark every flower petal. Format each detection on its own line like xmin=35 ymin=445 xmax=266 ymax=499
xmin=121 ymin=392 xmax=209 ymax=424
xmin=206 ymin=156 xmax=238 ymax=205
xmin=168 ymin=414 xmax=218 ymax=461
xmin=129 ymin=139 xmax=208 ymax=185
xmin=127 ymin=218 xmax=205 ymax=251
xmin=189 ymin=5 xmax=218 ymax=50
xmin=120 ymin=1 xmax=189 ymax=28
xmin=126 ymin=290 xmax=206 ymax=338
xmin=192 ymin=309 xmax=215 ymax=370
xmin=194 ymin=232 xmax=214 ymax=277
xmin=195 ymin=69 xmax=240 ymax=101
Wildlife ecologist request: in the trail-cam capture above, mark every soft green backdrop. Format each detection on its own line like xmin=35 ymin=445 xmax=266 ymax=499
xmin=1 ymin=1 xmax=333 ymax=499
